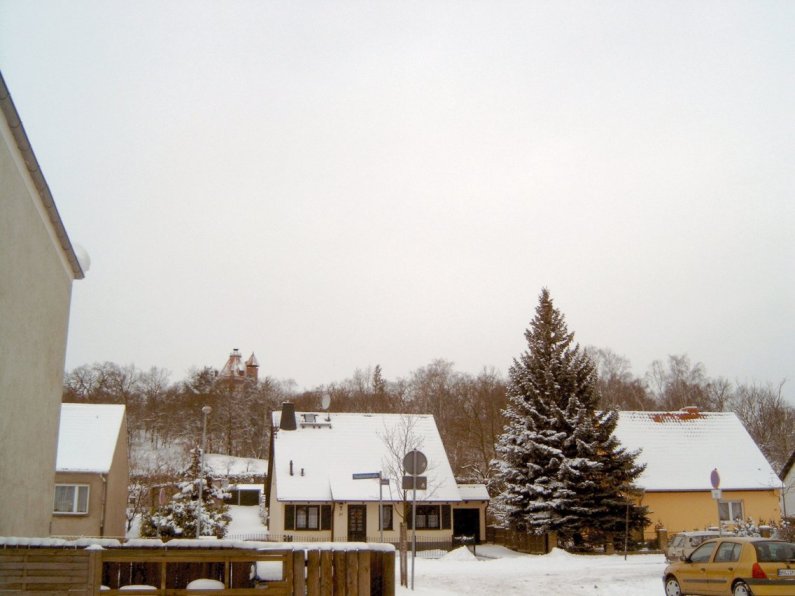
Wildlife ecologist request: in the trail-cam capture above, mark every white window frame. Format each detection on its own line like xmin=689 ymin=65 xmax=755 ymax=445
xmin=295 ymin=505 xmax=320 ymax=530
xmin=718 ymin=499 xmax=744 ymax=522
xmin=54 ymin=484 xmax=90 ymax=514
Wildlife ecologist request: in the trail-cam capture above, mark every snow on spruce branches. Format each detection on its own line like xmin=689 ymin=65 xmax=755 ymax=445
xmin=141 ymin=447 xmax=231 ymax=539
xmin=492 ymin=288 xmax=647 ymax=543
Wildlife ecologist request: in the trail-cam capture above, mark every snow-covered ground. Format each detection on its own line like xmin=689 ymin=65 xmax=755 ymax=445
xmin=225 ymin=505 xmax=267 ymax=538
xmin=127 ymin=507 xmax=670 ymax=594
xmin=397 ymin=546 xmax=665 ymax=595
xmin=220 ymin=506 xmax=665 ymax=595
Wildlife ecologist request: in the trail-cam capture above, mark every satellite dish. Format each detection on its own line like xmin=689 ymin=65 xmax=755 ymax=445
xmin=321 ymin=394 xmax=331 ymax=411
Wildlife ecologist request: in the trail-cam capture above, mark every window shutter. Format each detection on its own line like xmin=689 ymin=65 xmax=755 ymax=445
xmin=285 ymin=505 xmax=295 ymax=530
xmin=405 ymin=502 xmax=413 ymax=530
xmin=321 ymin=505 xmax=332 ymax=530
xmin=441 ymin=505 xmax=451 ymax=530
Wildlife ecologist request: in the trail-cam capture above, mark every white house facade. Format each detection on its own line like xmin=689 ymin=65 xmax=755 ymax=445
xmin=266 ymin=404 xmax=488 ymax=545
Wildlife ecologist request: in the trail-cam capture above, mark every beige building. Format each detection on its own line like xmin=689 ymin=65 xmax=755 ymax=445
xmin=266 ymin=405 xmax=488 ymax=545
xmin=52 ymin=404 xmax=128 ymax=539
xmin=0 ymin=72 xmax=85 ymax=536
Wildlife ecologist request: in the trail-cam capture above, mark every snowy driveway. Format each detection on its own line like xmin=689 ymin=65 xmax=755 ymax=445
xmin=397 ymin=547 xmax=666 ymax=596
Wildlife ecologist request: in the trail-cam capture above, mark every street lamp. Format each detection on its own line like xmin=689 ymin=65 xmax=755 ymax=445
xmin=196 ymin=405 xmax=212 ymax=538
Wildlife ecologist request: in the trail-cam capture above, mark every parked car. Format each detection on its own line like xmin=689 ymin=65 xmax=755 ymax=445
xmin=662 ymin=537 xmax=795 ymax=596
xmin=667 ymin=531 xmax=722 ymax=561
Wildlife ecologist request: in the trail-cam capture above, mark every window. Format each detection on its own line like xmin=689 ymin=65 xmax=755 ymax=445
xmin=284 ymin=504 xmax=332 ymax=531
xmin=296 ymin=505 xmax=319 ymax=529
xmin=689 ymin=542 xmax=716 ymax=563
xmin=406 ymin=504 xmax=452 ymax=530
xmin=379 ymin=505 xmax=393 ymax=531
xmin=718 ymin=500 xmax=744 ymax=522
xmin=54 ymin=485 xmax=89 ymax=514
xmin=416 ymin=505 xmax=439 ymax=529
xmin=714 ymin=542 xmax=741 ymax=563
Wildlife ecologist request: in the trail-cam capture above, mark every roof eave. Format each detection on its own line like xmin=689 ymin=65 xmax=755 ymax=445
xmin=0 ymin=71 xmax=84 ymax=280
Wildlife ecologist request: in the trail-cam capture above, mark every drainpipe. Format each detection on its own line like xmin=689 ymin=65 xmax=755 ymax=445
xmin=100 ymin=474 xmax=107 ymax=537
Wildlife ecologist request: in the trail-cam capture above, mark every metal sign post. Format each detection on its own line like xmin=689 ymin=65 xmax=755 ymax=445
xmin=402 ymin=449 xmax=428 ymax=591
xmin=711 ymin=468 xmax=722 ymax=535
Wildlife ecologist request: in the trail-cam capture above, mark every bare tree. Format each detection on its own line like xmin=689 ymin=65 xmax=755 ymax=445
xmin=730 ymin=381 xmax=794 ymax=472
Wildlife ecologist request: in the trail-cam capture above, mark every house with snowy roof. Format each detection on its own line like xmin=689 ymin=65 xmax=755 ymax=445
xmin=265 ymin=403 xmax=488 ymax=545
xmin=613 ymin=407 xmax=782 ymax=540
xmin=51 ymin=404 xmax=128 ymax=539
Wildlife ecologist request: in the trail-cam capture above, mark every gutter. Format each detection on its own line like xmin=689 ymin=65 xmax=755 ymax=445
xmin=100 ymin=474 xmax=107 ymax=537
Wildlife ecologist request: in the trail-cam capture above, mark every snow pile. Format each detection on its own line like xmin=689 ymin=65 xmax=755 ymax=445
xmin=441 ymin=546 xmax=477 ymax=561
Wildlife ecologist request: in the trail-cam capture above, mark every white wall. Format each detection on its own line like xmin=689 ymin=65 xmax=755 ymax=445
xmin=0 ymin=109 xmax=77 ymax=537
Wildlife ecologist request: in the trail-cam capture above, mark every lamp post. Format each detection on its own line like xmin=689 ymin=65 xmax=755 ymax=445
xmin=196 ymin=405 xmax=212 ymax=538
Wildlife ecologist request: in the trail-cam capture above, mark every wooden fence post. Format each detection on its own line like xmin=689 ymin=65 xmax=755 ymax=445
xmin=382 ymin=550 xmax=395 ymax=596
xmin=345 ymin=549 xmax=359 ymax=596
xmin=333 ymin=549 xmax=346 ymax=595
xmin=293 ymin=549 xmax=306 ymax=596
xmin=357 ymin=549 xmax=370 ymax=596
xmin=320 ymin=549 xmax=333 ymax=596
xmin=307 ymin=549 xmax=321 ymax=596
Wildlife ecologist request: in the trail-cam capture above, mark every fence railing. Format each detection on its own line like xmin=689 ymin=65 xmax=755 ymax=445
xmin=0 ymin=540 xmax=395 ymax=596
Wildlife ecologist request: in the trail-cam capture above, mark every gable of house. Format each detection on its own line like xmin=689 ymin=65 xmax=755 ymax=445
xmin=52 ymin=404 xmax=128 ymax=538
xmin=0 ymin=71 xmax=85 ymax=537
xmin=613 ymin=408 xmax=781 ymax=537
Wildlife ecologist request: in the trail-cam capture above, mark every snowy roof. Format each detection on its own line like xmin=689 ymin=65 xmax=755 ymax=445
xmin=205 ymin=454 xmax=267 ymax=477
xmin=271 ymin=411 xmax=462 ymax=503
xmin=457 ymin=484 xmax=490 ymax=501
xmin=56 ymin=404 xmax=125 ymax=473
xmin=613 ymin=409 xmax=780 ymax=492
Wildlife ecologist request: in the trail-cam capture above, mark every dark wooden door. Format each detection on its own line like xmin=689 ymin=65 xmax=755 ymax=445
xmin=347 ymin=505 xmax=367 ymax=542
xmin=453 ymin=508 xmax=480 ymax=544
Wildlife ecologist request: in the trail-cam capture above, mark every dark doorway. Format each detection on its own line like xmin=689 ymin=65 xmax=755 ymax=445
xmin=348 ymin=505 xmax=367 ymax=542
xmin=453 ymin=508 xmax=480 ymax=544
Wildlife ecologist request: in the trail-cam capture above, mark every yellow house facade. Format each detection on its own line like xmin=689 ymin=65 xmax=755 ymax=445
xmin=614 ymin=408 xmax=781 ymax=541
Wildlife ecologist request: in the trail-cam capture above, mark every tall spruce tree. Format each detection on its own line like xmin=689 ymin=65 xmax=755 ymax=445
xmin=493 ymin=289 xmax=646 ymax=542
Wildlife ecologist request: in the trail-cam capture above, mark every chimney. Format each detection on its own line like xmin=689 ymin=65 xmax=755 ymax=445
xmin=281 ymin=402 xmax=297 ymax=431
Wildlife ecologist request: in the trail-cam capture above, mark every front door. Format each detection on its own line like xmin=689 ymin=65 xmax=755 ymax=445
xmin=348 ymin=505 xmax=367 ymax=542
xmin=453 ymin=508 xmax=480 ymax=544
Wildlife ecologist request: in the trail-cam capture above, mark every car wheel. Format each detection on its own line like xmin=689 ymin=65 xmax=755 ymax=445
xmin=665 ymin=576 xmax=683 ymax=596
xmin=732 ymin=581 xmax=752 ymax=596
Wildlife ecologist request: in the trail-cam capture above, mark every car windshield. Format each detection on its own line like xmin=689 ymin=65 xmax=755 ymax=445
xmin=754 ymin=542 xmax=795 ymax=562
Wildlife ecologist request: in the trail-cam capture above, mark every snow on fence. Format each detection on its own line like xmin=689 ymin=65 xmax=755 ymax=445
xmin=0 ymin=538 xmax=395 ymax=595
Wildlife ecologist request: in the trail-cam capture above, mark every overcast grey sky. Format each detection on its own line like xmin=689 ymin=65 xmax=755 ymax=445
xmin=1 ymin=1 xmax=793 ymax=391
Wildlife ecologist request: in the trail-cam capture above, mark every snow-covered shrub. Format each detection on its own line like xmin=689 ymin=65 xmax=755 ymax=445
xmin=140 ymin=448 xmax=231 ymax=539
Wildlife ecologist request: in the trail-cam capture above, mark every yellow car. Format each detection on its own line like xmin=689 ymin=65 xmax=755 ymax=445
xmin=663 ymin=537 xmax=795 ymax=595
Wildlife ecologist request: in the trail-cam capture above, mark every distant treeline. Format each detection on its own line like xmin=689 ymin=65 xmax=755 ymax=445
xmin=63 ymin=350 xmax=794 ymax=481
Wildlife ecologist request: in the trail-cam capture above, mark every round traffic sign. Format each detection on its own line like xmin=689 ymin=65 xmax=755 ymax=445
xmin=403 ymin=449 xmax=427 ymax=475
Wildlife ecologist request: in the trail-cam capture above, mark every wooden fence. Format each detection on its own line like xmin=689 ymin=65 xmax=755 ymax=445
xmin=485 ymin=527 xmax=556 ymax=554
xmin=0 ymin=542 xmax=395 ymax=595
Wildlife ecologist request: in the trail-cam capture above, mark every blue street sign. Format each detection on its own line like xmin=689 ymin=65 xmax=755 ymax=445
xmin=352 ymin=472 xmax=381 ymax=480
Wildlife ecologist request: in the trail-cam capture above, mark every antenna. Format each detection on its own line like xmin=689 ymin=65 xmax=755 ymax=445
xmin=321 ymin=393 xmax=331 ymax=421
